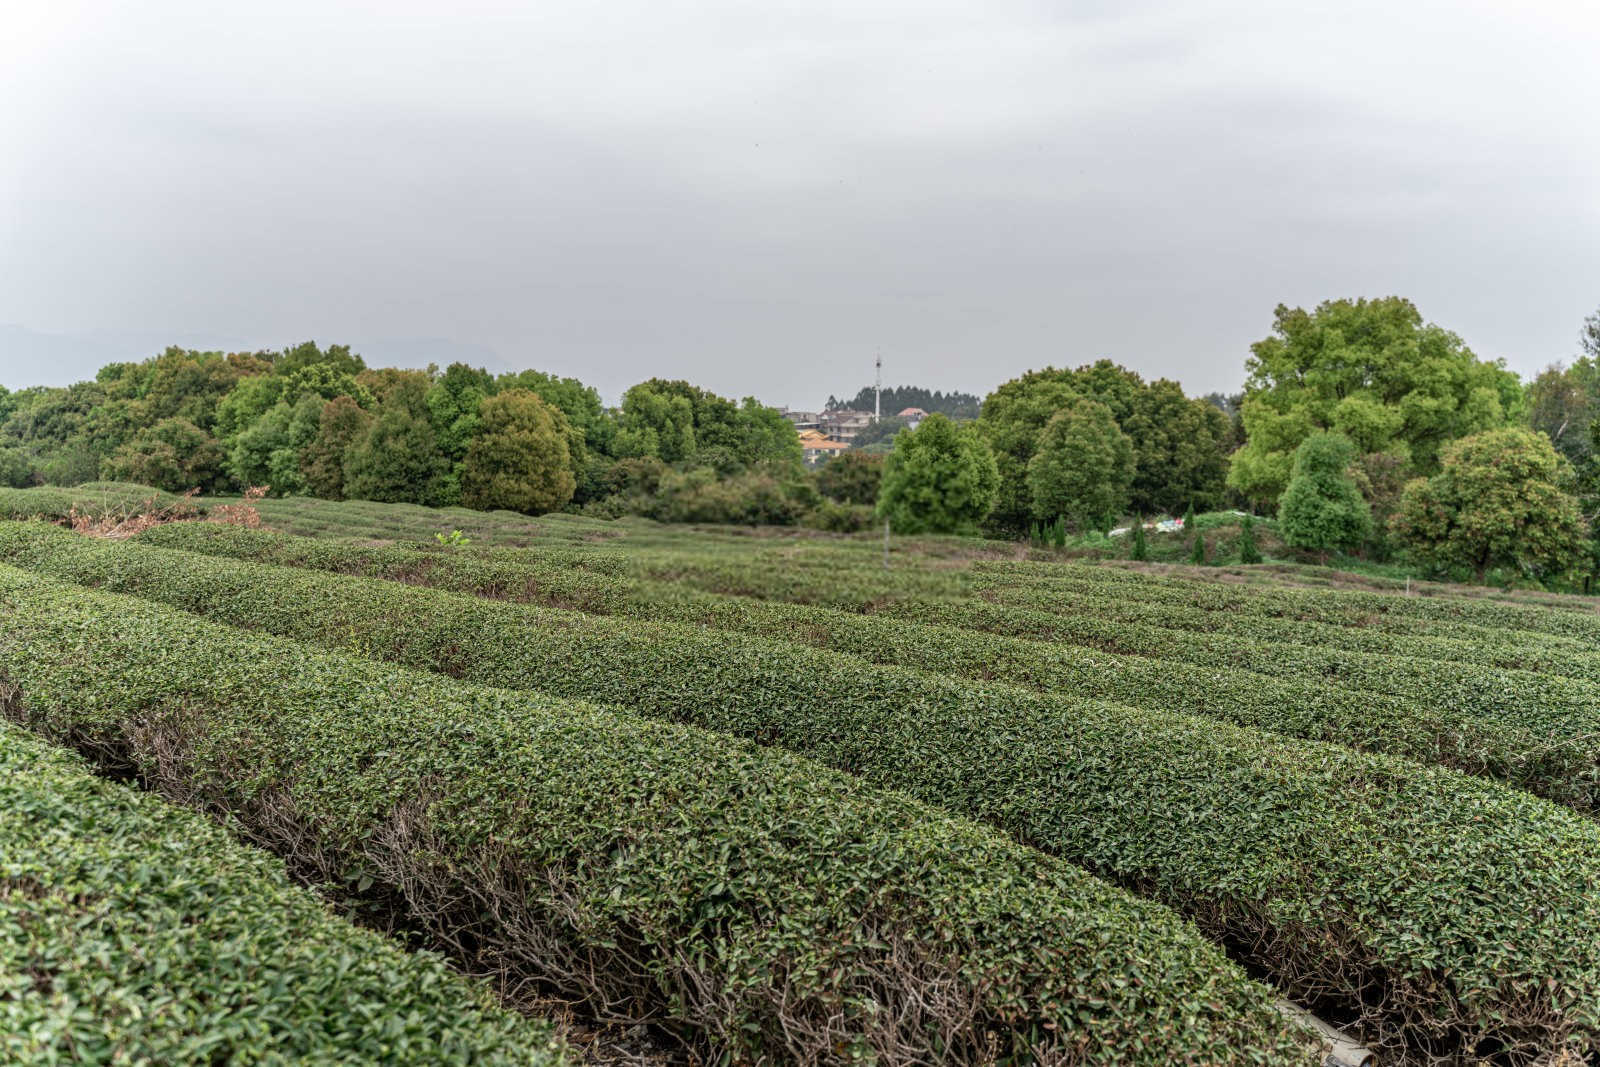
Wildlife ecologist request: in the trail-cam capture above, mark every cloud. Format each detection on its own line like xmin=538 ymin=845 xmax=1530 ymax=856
xmin=3 ymin=0 xmax=1597 ymax=407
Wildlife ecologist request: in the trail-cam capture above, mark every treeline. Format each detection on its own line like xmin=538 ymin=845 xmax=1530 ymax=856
xmin=824 ymin=384 xmax=982 ymax=420
xmin=865 ymin=297 xmax=1600 ymax=587
xmin=0 ymin=345 xmax=823 ymax=523
xmin=6 ymin=295 xmax=1599 ymax=587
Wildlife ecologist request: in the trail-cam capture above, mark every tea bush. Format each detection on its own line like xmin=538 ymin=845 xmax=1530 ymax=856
xmin=11 ymin=529 xmax=1600 ymax=1061
xmin=0 ymin=565 xmax=1307 ymax=1066
xmin=128 ymin=522 xmax=1600 ymax=807
xmin=0 ymin=722 xmax=564 ymax=1065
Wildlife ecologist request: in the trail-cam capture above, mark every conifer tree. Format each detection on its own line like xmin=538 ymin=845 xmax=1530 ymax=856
xmin=1130 ymin=517 xmax=1149 ymax=561
xmin=1237 ymin=515 xmax=1262 ymax=564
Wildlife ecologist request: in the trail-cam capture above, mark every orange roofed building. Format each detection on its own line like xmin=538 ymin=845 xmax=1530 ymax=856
xmin=797 ymin=428 xmax=851 ymax=466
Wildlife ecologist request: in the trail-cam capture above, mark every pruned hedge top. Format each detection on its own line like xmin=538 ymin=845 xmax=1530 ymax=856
xmin=0 ymin=564 xmax=1311 ymax=1066
xmin=125 ymin=521 xmax=1600 ymax=810
xmin=0 ymin=721 xmax=565 ymax=1066
xmin=11 ymin=525 xmax=1600 ymax=1062
xmin=979 ymin=557 xmax=1600 ymax=642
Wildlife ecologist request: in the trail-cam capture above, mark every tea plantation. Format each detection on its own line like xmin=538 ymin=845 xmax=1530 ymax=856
xmin=3 ymin=485 xmax=1599 ymax=1064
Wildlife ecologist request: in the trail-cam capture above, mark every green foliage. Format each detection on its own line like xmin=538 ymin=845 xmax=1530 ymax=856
xmin=876 ymin=414 xmax=999 ymax=535
xmin=1238 ymin=516 xmax=1262 ymax=563
xmin=435 ymin=529 xmax=472 ymax=546
xmin=1277 ymin=432 xmax=1371 ymax=556
xmin=1229 ymin=297 xmax=1524 ymax=507
xmin=226 ymin=396 xmax=323 ymax=494
xmin=0 ymin=722 xmax=564 ymax=1065
xmin=815 ymin=450 xmax=884 ymax=506
xmin=1026 ymin=398 xmax=1134 ymax=531
xmin=460 ymin=390 xmax=576 ymax=515
xmin=613 ymin=379 xmax=800 ymax=473
xmin=342 ymin=379 xmax=451 ymax=506
xmin=133 ymin=520 xmax=1600 ymax=801
xmin=1130 ymin=519 xmax=1149 ymax=561
xmin=824 ymin=385 xmax=982 ymax=420
xmin=24 ymin=525 xmax=1600 ymax=1059
xmin=1393 ymin=428 xmax=1589 ymax=582
xmin=497 ymin=368 xmax=615 ymax=458
xmin=425 ymin=362 xmax=496 ymax=467
xmin=1189 ymin=531 xmax=1207 ymax=564
xmin=299 ymin=395 xmax=372 ymax=500
xmin=100 ymin=417 xmax=225 ymax=493
xmin=272 ymin=339 xmax=365 ymax=378
xmin=981 ymin=362 xmax=1230 ymax=532
xmin=0 ymin=562 xmax=1304 ymax=1065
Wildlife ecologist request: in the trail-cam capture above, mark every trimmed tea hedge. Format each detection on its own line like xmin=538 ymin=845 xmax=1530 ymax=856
xmin=0 ymin=482 xmax=185 ymax=522
xmin=966 ymin=577 xmax=1600 ymax=729
xmin=0 ymin=566 xmax=1308 ymax=1066
xmin=980 ymin=558 xmax=1600 ymax=643
xmin=127 ymin=522 xmax=1600 ymax=807
xmin=0 ymin=722 xmax=564 ymax=1065
xmin=12 ymin=530 xmax=1600 ymax=1061
xmin=971 ymin=570 xmax=1600 ymax=681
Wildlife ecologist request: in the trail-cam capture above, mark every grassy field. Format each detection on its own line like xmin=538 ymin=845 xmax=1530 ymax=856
xmin=3 ymin=483 xmax=1600 ymax=1064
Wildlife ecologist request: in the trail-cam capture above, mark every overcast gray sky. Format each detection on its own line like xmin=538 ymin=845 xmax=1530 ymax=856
xmin=3 ymin=0 xmax=1597 ymax=408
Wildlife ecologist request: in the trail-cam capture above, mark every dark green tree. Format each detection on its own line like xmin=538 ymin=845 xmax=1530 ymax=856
xmin=342 ymin=380 xmax=450 ymax=505
xmin=1277 ymin=432 xmax=1372 ymax=560
xmin=300 ymin=396 xmax=373 ymax=500
xmin=1130 ymin=518 xmax=1148 ymax=561
xmin=460 ymin=390 xmax=576 ymax=514
xmin=976 ymin=371 xmax=1080 ymax=532
xmin=1237 ymin=516 xmax=1262 ymax=564
xmin=876 ymin=414 xmax=999 ymax=535
xmin=497 ymin=368 xmax=615 ymax=457
xmin=1024 ymin=398 xmax=1134 ymax=532
xmin=426 ymin=363 xmax=496 ymax=469
xmin=1189 ymin=532 xmax=1207 ymax=565
xmin=815 ymin=450 xmax=884 ymax=506
xmin=102 ymin=417 xmax=226 ymax=493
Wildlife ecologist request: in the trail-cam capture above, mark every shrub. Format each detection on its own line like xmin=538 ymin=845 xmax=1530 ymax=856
xmin=0 ymin=563 xmax=1305 ymax=1066
xmin=1277 ymin=433 xmax=1370 ymax=558
xmin=27 ymin=527 xmax=1600 ymax=1060
xmin=814 ymin=450 xmax=883 ymax=506
xmin=1130 ymin=519 xmax=1148 ymax=561
xmin=0 ymin=722 xmax=564 ymax=1065
xmin=801 ymin=498 xmax=875 ymax=533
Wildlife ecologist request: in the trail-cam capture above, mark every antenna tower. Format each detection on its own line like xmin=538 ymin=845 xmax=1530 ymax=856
xmin=874 ymin=354 xmax=882 ymax=421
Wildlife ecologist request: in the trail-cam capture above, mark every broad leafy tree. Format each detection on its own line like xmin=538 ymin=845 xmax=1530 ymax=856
xmin=460 ymin=389 xmax=576 ymax=514
xmin=980 ymin=361 xmax=1228 ymax=531
xmin=614 ymin=379 xmax=798 ymax=471
xmin=876 ymin=414 xmax=998 ymax=535
xmin=1392 ymin=428 xmax=1587 ymax=583
xmin=498 ymin=369 xmax=616 ymax=458
xmin=342 ymin=378 xmax=450 ymax=505
xmin=1025 ymin=398 xmax=1134 ymax=531
xmin=1228 ymin=297 xmax=1522 ymax=508
xmin=102 ymin=417 xmax=226 ymax=493
xmin=300 ymin=396 xmax=373 ymax=500
xmin=977 ymin=371 xmax=1080 ymax=532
